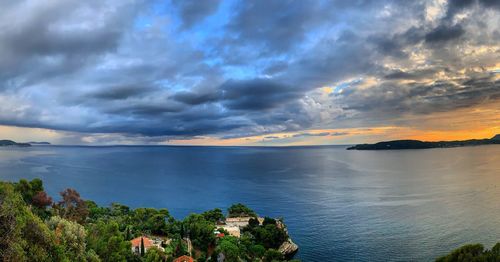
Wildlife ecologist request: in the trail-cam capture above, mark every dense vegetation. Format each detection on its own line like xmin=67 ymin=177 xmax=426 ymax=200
xmin=436 ymin=243 xmax=500 ymax=262
xmin=0 ymin=178 xmax=297 ymax=261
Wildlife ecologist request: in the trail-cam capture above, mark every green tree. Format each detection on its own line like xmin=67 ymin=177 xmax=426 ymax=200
xmin=436 ymin=244 xmax=487 ymax=262
xmin=216 ymin=236 xmax=241 ymax=262
xmin=250 ymin=224 xmax=287 ymax=249
xmin=86 ymin=220 xmax=131 ymax=262
xmin=250 ymin=244 xmax=266 ymax=259
xmin=183 ymin=214 xmax=216 ymax=251
xmin=227 ymin=203 xmax=257 ymax=217
xmin=47 ymin=216 xmax=92 ymax=261
xmin=202 ymin=208 xmax=225 ymax=222
xmin=263 ymin=249 xmax=284 ymax=262
xmin=141 ymin=237 xmax=146 ymax=256
xmin=0 ymin=182 xmax=60 ymax=261
xmin=144 ymin=247 xmax=166 ymax=262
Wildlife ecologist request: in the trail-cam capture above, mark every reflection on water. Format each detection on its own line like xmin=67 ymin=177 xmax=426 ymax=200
xmin=0 ymin=145 xmax=499 ymax=261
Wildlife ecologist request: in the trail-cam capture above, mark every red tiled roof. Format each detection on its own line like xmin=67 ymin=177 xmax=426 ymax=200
xmin=174 ymin=255 xmax=194 ymax=262
xmin=130 ymin=236 xmax=154 ymax=248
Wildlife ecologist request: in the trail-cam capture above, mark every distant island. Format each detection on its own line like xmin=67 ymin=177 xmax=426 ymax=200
xmin=28 ymin=141 xmax=51 ymax=145
xmin=0 ymin=139 xmax=31 ymax=147
xmin=0 ymin=140 xmax=52 ymax=147
xmin=347 ymin=134 xmax=500 ymax=150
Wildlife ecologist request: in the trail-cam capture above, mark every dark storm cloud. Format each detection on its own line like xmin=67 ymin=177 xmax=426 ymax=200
xmin=219 ymin=79 xmax=302 ymax=111
xmin=0 ymin=0 xmax=141 ymax=88
xmin=172 ymin=0 xmax=221 ymax=28
xmin=225 ymin=0 xmax=331 ymax=54
xmin=336 ymin=74 xmax=500 ymax=118
xmin=88 ymin=85 xmax=157 ymax=100
xmin=446 ymin=0 xmax=500 ymax=19
xmin=425 ymin=24 xmax=465 ymax=43
xmin=171 ymin=90 xmax=219 ymax=105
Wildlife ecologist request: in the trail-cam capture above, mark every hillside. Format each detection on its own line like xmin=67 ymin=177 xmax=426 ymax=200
xmin=0 ymin=140 xmax=31 ymax=147
xmin=347 ymin=135 xmax=500 ymax=150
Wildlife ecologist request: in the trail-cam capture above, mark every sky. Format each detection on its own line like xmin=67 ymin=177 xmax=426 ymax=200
xmin=0 ymin=0 xmax=499 ymax=146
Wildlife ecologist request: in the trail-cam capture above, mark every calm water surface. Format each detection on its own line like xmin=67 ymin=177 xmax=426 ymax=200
xmin=0 ymin=145 xmax=499 ymax=261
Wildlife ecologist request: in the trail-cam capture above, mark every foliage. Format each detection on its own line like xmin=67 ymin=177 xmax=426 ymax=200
xmin=1 ymin=178 xmax=297 ymax=261
xmin=46 ymin=216 xmax=91 ymax=261
xmin=182 ymin=214 xmax=216 ymax=250
xmin=14 ymin=178 xmax=43 ymax=204
xmin=264 ymin=249 xmax=285 ymax=262
xmin=436 ymin=243 xmax=500 ymax=262
xmin=227 ymin=203 xmax=257 ymax=217
xmin=202 ymin=208 xmax=224 ymax=222
xmin=32 ymin=191 xmax=53 ymax=209
xmin=55 ymin=188 xmax=89 ymax=224
xmin=86 ymin=220 xmax=131 ymax=261
xmin=144 ymin=247 xmax=166 ymax=262
xmin=244 ymin=223 xmax=287 ymax=249
xmin=216 ymin=236 xmax=241 ymax=262
xmin=0 ymin=181 xmax=60 ymax=261
xmin=130 ymin=208 xmax=170 ymax=236
xmin=141 ymin=237 xmax=145 ymax=256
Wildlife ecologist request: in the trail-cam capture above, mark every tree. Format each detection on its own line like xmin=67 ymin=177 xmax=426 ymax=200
xmin=144 ymin=247 xmax=166 ymax=262
xmin=125 ymin=226 xmax=133 ymax=241
xmin=56 ymin=188 xmax=89 ymax=224
xmin=227 ymin=203 xmax=257 ymax=217
xmin=246 ymin=224 xmax=287 ymax=249
xmin=202 ymin=208 xmax=225 ymax=222
xmin=263 ymin=217 xmax=276 ymax=226
xmin=130 ymin=208 xmax=170 ymax=235
xmin=182 ymin=214 xmax=216 ymax=251
xmin=86 ymin=220 xmax=131 ymax=261
xmin=436 ymin=244 xmax=495 ymax=262
xmin=14 ymin=178 xmax=45 ymax=204
xmin=250 ymin=245 xmax=266 ymax=259
xmin=32 ymin=191 xmax=53 ymax=208
xmin=46 ymin=216 xmax=91 ymax=261
xmin=263 ymin=249 xmax=284 ymax=262
xmin=0 ymin=182 xmax=59 ymax=261
xmin=141 ymin=237 xmax=146 ymax=256
xmin=248 ymin=217 xmax=260 ymax=227
xmin=216 ymin=237 xmax=241 ymax=262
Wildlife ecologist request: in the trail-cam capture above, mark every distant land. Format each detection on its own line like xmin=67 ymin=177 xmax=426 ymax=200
xmin=28 ymin=141 xmax=51 ymax=145
xmin=347 ymin=134 xmax=500 ymax=150
xmin=0 ymin=140 xmax=52 ymax=146
xmin=0 ymin=139 xmax=31 ymax=147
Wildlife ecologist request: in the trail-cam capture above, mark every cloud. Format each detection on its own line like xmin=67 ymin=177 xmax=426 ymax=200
xmin=0 ymin=0 xmax=498 ymax=144
xmin=425 ymin=24 xmax=465 ymax=43
xmin=172 ymin=0 xmax=221 ymax=29
xmin=292 ymin=132 xmax=331 ymax=138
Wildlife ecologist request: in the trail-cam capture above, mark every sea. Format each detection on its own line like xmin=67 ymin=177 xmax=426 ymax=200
xmin=0 ymin=144 xmax=499 ymax=261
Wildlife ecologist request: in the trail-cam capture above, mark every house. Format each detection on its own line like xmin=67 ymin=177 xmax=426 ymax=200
xmin=217 ymin=225 xmax=240 ymax=238
xmin=130 ymin=236 xmax=164 ymax=254
xmin=174 ymin=255 xmax=194 ymax=262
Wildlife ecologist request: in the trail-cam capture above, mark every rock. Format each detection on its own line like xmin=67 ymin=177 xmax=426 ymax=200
xmin=279 ymin=238 xmax=299 ymax=258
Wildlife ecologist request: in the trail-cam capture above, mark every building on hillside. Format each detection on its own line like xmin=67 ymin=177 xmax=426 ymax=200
xmin=130 ymin=236 xmax=164 ymax=254
xmin=174 ymin=255 xmax=194 ymax=262
xmin=216 ymin=225 xmax=241 ymax=238
xmin=216 ymin=216 xmax=264 ymax=238
xmin=225 ymin=217 xmax=252 ymax=227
